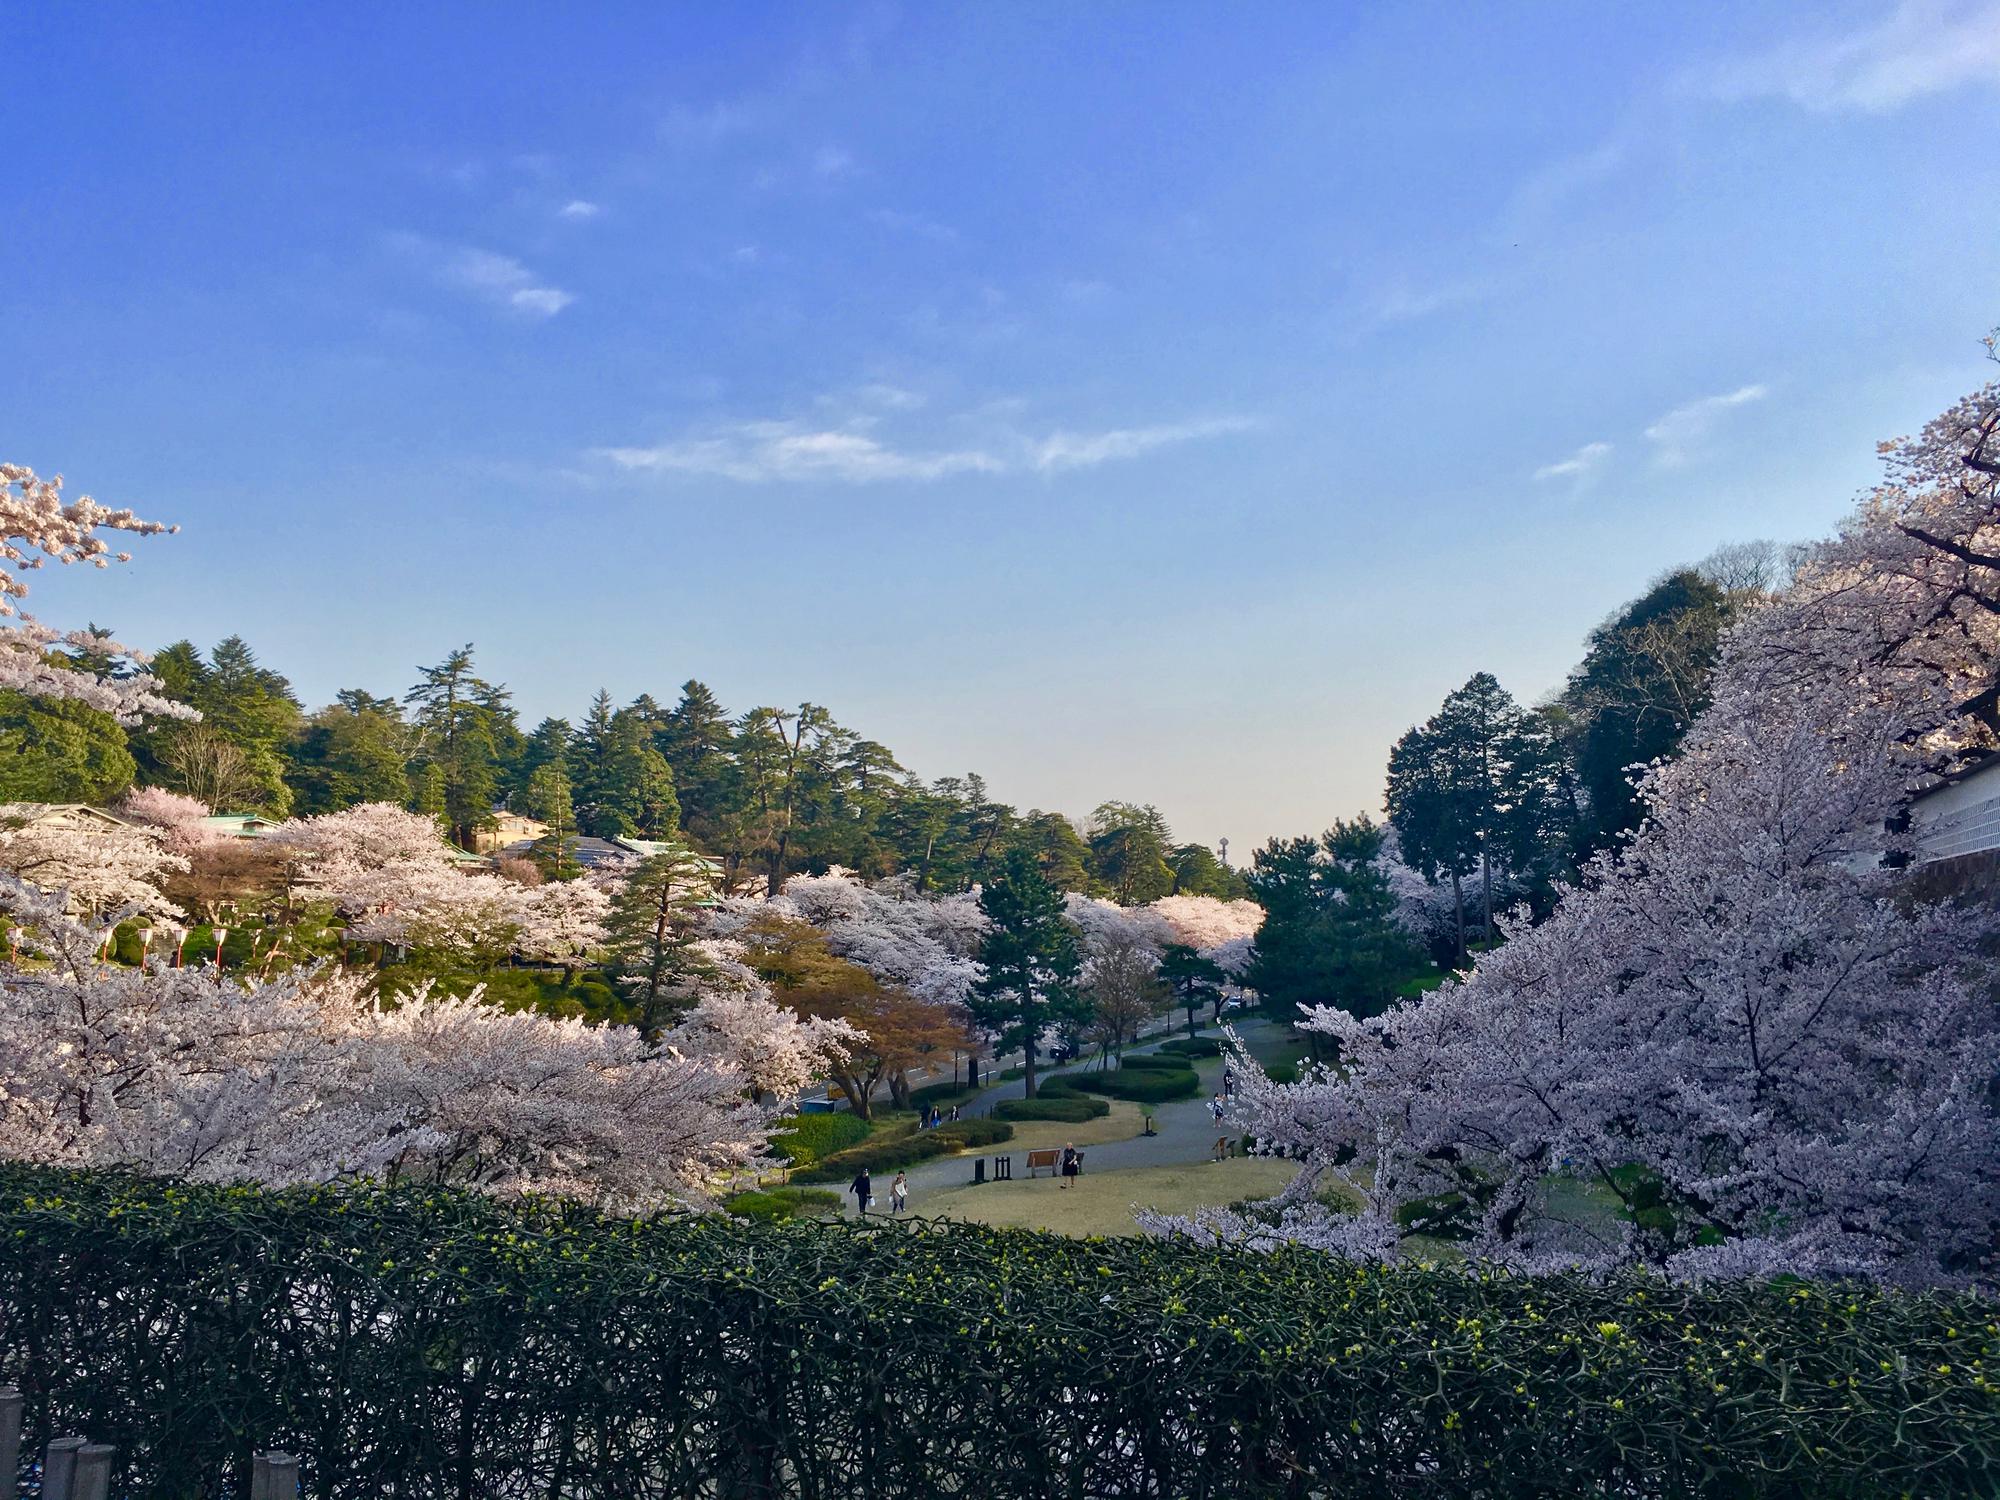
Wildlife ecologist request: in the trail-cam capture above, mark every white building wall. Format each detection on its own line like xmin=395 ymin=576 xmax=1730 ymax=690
xmin=1911 ymin=759 xmax=2000 ymax=864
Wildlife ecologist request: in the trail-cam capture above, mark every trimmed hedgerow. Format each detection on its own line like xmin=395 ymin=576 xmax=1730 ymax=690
xmin=768 ymin=1111 xmax=872 ymax=1165
xmin=790 ymin=1119 xmax=1016 ymax=1183
xmin=1159 ymin=1036 xmax=1224 ymax=1058
xmin=996 ymin=1094 xmax=1110 ymax=1124
xmin=723 ymin=1186 xmax=842 ymax=1223
xmin=908 ymin=1081 xmax=978 ymax=1110
xmin=1113 ymin=1052 xmax=1193 ymax=1073
xmin=934 ymin=1117 xmax=1011 ymax=1149
xmin=1072 ymin=1064 xmax=1201 ymax=1103
xmin=0 ymin=1168 xmax=1992 ymax=1498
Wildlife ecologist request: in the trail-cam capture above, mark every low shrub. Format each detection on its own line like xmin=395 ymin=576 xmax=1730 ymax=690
xmin=1159 ymin=1036 xmax=1223 ymax=1058
xmin=1073 ymin=1064 xmax=1201 ymax=1104
xmin=909 ymin=1081 xmax=978 ymax=1109
xmin=768 ymin=1111 xmax=872 ymax=1166
xmin=1263 ymin=1060 xmax=1301 ymax=1086
xmin=792 ymin=1131 xmax=957 ymax=1183
xmin=933 ymin=1118 xmax=1013 ymax=1148
xmin=3 ymin=1166 xmax=1991 ymax=1498
xmin=996 ymin=1095 xmax=1109 ymax=1123
xmin=1116 ymin=1052 xmax=1191 ymax=1073
xmin=724 ymin=1186 xmax=843 ymax=1222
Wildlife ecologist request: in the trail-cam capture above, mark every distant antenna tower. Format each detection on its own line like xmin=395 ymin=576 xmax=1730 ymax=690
xmin=1217 ymin=837 xmax=1230 ymax=868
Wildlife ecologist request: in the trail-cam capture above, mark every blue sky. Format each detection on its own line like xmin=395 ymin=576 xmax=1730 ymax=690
xmin=5 ymin=2 xmax=1997 ymax=852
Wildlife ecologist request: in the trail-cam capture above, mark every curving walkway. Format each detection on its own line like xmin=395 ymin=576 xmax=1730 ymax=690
xmin=890 ymin=1018 xmax=1277 ymax=1204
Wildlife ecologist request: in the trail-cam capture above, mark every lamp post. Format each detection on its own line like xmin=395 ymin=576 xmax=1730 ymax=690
xmin=212 ymin=926 xmax=229 ymax=985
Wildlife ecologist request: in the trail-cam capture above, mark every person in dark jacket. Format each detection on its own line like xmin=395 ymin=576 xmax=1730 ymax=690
xmin=850 ymin=1168 xmax=872 ymax=1218
xmin=1060 ymin=1144 xmax=1082 ymax=1188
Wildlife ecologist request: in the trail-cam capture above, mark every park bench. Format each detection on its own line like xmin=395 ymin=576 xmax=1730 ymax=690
xmin=1024 ymin=1148 xmax=1062 ymax=1178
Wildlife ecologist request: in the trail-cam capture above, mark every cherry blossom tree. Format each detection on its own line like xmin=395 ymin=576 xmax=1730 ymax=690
xmin=0 ymin=462 xmax=193 ymax=723
xmin=512 ymin=877 xmax=612 ymax=983
xmin=1169 ymin=356 xmax=2000 ymax=1288
xmin=0 ymin=810 xmax=186 ymax=918
xmin=0 ymin=874 xmax=787 ymax=1206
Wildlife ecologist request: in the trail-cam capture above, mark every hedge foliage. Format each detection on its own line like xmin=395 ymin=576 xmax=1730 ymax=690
xmin=996 ymin=1094 xmax=1109 ymax=1124
xmin=0 ymin=1169 xmax=1994 ymax=1498
xmin=790 ymin=1119 xmax=1014 ymax=1183
xmin=1114 ymin=1052 xmax=1192 ymax=1073
xmin=1160 ymin=1036 xmax=1224 ymax=1058
xmin=723 ymin=1186 xmax=843 ymax=1223
xmin=768 ymin=1111 xmax=872 ymax=1166
xmin=1072 ymin=1062 xmax=1202 ymax=1103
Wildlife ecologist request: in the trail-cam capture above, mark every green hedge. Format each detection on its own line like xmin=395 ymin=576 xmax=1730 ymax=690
xmin=908 ymin=1081 xmax=977 ymax=1109
xmin=1159 ymin=1036 xmax=1224 ymax=1058
xmin=723 ymin=1186 xmax=842 ymax=1222
xmin=1072 ymin=1064 xmax=1201 ymax=1103
xmin=791 ymin=1119 xmax=1013 ymax=1183
xmin=934 ymin=1117 xmax=1012 ymax=1148
xmin=0 ymin=1168 xmax=1992 ymax=1498
xmin=996 ymin=1095 xmax=1109 ymax=1123
xmin=768 ymin=1111 xmax=872 ymax=1165
xmin=1112 ymin=1052 xmax=1189 ymax=1073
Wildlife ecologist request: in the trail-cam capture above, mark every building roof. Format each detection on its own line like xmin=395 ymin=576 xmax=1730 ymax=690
xmin=197 ymin=812 xmax=285 ymax=837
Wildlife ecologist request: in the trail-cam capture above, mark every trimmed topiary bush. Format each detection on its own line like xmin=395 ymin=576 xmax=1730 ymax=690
xmin=1073 ymin=1064 xmax=1201 ymax=1104
xmin=725 ymin=1186 xmax=843 ymax=1222
xmin=996 ymin=1094 xmax=1110 ymax=1124
xmin=769 ymin=1111 xmax=872 ymax=1166
xmin=933 ymin=1118 xmax=1013 ymax=1149
xmin=1116 ymin=1052 xmax=1192 ymax=1073
xmin=1160 ymin=1036 xmax=1223 ymax=1058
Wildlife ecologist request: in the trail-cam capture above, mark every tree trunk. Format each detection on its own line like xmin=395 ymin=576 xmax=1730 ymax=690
xmin=1449 ymin=869 xmax=1467 ymax=965
xmin=1022 ymin=1032 xmax=1038 ymax=1100
xmin=1479 ymin=847 xmax=1493 ymax=944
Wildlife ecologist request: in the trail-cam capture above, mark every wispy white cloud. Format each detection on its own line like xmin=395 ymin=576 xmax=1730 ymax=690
xmin=1533 ymin=441 xmax=1614 ymax=484
xmin=1032 ymin=417 xmax=1257 ymax=473
xmin=600 ymin=423 xmax=999 ymax=484
xmin=1643 ymin=384 xmax=1768 ymax=466
xmin=444 ymin=247 xmax=574 ymax=318
xmin=1365 ymin=276 xmax=1492 ymax=326
xmin=596 ymin=410 xmax=1252 ymax=485
xmin=1699 ymin=0 xmax=2000 ymax=113
xmin=557 ymin=199 xmax=600 ymax=220
xmin=1501 ymin=141 xmax=1627 ymax=235
xmin=387 ymin=235 xmax=575 ymax=319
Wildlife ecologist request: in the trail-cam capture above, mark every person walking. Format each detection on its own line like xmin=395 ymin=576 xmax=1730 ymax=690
xmin=1210 ymin=1094 xmax=1226 ymax=1124
xmin=850 ymin=1167 xmax=873 ymax=1219
xmin=1060 ymin=1143 xmax=1081 ymax=1189
xmin=890 ymin=1170 xmax=909 ymax=1215
xmin=1223 ymin=1067 xmax=1236 ymax=1100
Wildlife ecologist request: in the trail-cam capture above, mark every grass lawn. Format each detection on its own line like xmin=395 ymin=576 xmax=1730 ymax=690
xmin=998 ymin=1100 xmax=1147 ymax=1153
xmin=919 ymin=1157 xmax=1299 ymax=1238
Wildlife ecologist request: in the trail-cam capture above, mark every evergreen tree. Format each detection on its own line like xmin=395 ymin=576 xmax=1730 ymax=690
xmin=1158 ymin=942 xmax=1226 ymax=1037
xmin=405 ymin=645 xmax=504 ymax=848
xmin=285 ymin=697 xmax=410 ymax=814
xmin=1010 ymin=810 xmax=1094 ymax=892
xmin=969 ymin=848 xmax=1084 ymax=1098
xmin=1245 ymin=817 xmax=1425 ymax=1047
xmin=603 ymin=845 xmax=717 ymax=1038
xmin=0 ymin=692 xmax=136 ymax=803
xmin=1087 ymin=801 xmax=1176 ymax=904
xmin=1563 ymin=570 xmax=1733 ymax=857
xmin=658 ymin=680 xmax=736 ymax=842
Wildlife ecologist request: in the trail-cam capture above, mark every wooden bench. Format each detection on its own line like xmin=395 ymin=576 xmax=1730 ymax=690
xmin=1024 ymin=1148 xmax=1062 ymax=1178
